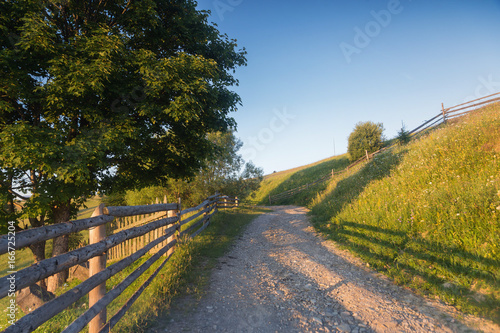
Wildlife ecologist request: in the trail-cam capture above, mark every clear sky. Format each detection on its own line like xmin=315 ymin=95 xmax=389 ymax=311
xmin=196 ymin=0 xmax=500 ymax=175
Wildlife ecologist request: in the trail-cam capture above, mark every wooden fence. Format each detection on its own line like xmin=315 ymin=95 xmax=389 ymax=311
xmin=269 ymin=92 xmax=500 ymax=203
xmin=0 ymin=194 xmax=238 ymax=333
xmin=268 ymin=149 xmax=379 ymax=203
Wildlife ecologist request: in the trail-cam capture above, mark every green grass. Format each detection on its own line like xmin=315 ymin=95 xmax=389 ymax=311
xmin=1 ymin=206 xmax=266 ymax=332
xmin=248 ymin=154 xmax=350 ymax=205
xmin=76 ymin=196 xmax=101 ymax=220
xmin=0 ymin=196 xmax=101 ymax=279
xmin=250 ymin=103 xmax=500 ymax=324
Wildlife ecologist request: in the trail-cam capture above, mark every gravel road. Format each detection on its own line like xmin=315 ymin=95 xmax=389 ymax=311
xmin=149 ymin=206 xmax=499 ymax=333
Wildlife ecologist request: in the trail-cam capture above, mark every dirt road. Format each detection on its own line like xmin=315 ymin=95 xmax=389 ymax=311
xmin=149 ymin=206 xmax=499 ymax=333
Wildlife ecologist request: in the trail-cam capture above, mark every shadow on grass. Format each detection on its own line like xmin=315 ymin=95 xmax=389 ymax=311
xmin=310 ymin=149 xmax=406 ymax=222
xmin=327 ymin=220 xmax=500 ymax=324
xmin=306 ymin=148 xmax=500 ymax=324
xmin=267 ymin=156 xmax=351 ymax=205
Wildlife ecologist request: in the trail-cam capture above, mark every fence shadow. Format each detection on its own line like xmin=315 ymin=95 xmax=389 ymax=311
xmin=328 ymin=220 xmax=500 ymax=324
xmin=306 ymin=147 xmax=500 ymax=324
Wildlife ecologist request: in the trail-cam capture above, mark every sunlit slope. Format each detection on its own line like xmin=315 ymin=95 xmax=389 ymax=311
xmin=248 ymin=155 xmax=350 ymax=205
xmin=251 ymin=103 xmax=500 ymax=322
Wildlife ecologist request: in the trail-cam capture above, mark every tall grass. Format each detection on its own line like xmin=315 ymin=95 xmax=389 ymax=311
xmin=251 ymin=103 xmax=500 ymax=323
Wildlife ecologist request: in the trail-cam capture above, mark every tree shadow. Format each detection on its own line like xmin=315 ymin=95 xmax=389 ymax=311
xmin=269 ymin=156 xmax=351 ymax=206
xmin=310 ymin=149 xmax=407 ymax=222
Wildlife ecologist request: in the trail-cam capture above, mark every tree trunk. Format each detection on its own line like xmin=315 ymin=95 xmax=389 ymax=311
xmin=29 ymin=240 xmax=47 ymax=289
xmin=28 ymin=217 xmax=47 ymax=289
xmin=47 ymin=202 xmax=71 ymax=293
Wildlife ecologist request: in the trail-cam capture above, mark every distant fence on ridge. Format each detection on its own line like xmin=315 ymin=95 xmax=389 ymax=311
xmin=268 ymin=92 xmax=500 ymax=203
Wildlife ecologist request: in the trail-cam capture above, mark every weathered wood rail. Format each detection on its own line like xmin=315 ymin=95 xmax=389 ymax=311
xmin=0 ymin=194 xmax=238 ymax=333
xmin=269 ymin=92 xmax=500 ymax=203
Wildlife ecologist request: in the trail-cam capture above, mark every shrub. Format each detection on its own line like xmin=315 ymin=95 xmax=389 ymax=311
xmin=347 ymin=121 xmax=385 ymax=161
xmin=124 ymin=186 xmax=169 ymax=206
xmin=396 ymin=122 xmax=411 ymax=145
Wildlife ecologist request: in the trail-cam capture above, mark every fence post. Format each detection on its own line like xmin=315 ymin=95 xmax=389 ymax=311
xmin=442 ymin=103 xmax=447 ymax=123
xmin=203 ymin=199 xmax=209 ymax=225
xmin=331 ymin=169 xmax=334 ymax=179
xmin=166 ymin=197 xmax=178 ymax=257
xmin=89 ymin=204 xmax=107 ymax=333
xmin=177 ymin=197 xmax=182 ymax=232
xmin=365 ymin=150 xmax=369 ymax=161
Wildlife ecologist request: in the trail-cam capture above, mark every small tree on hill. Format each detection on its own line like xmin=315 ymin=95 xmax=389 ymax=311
xmin=396 ymin=122 xmax=411 ymax=145
xmin=347 ymin=121 xmax=385 ymax=161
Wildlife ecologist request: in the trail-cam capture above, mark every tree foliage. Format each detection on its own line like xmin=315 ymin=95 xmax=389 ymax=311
xmin=121 ymin=131 xmax=264 ymax=207
xmin=347 ymin=121 xmax=385 ymax=161
xmin=0 ymin=0 xmax=246 ymax=289
xmin=396 ymin=122 xmax=411 ymax=145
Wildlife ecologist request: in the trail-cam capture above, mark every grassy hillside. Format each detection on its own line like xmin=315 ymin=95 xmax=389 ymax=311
xmin=247 ymin=155 xmax=350 ymax=205
xmin=251 ymin=103 xmax=500 ymax=323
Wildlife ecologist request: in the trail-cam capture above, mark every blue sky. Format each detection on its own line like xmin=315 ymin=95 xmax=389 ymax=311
xmin=196 ymin=0 xmax=500 ymax=174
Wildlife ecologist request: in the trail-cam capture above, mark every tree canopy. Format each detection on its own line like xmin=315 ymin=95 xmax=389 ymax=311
xmin=121 ymin=131 xmax=264 ymax=207
xmin=347 ymin=121 xmax=385 ymax=161
xmin=0 ymin=0 xmax=246 ymax=289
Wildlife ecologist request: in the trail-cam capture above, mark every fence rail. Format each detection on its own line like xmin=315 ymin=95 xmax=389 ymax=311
xmin=269 ymin=92 xmax=500 ymax=203
xmin=0 ymin=194 xmax=238 ymax=333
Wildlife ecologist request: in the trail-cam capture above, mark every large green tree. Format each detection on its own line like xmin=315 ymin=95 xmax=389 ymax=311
xmin=0 ymin=0 xmax=246 ymax=291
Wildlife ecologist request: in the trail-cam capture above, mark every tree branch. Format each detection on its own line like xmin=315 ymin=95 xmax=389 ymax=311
xmin=8 ymin=189 xmax=30 ymax=200
xmin=122 ymin=0 xmax=131 ymax=15
xmin=11 ymin=183 xmax=32 ymax=190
